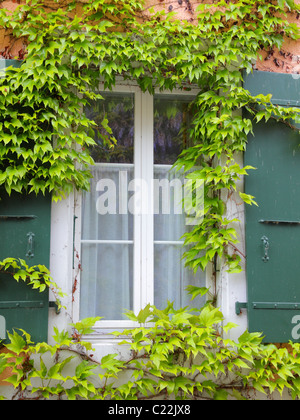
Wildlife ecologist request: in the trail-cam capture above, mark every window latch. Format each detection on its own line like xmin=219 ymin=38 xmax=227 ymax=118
xmin=26 ymin=232 xmax=35 ymax=258
xmin=261 ymin=235 xmax=269 ymax=263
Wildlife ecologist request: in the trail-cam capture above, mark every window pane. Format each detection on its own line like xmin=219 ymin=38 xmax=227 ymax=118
xmin=154 ymin=94 xmax=194 ymax=165
xmin=154 ymin=165 xmax=185 ymax=242
xmin=85 ymin=92 xmax=134 ymax=164
xmin=81 ymin=92 xmax=135 ymax=320
xmin=82 ymin=165 xmax=134 ymax=241
xmin=153 ymin=94 xmax=205 ymax=311
xmin=154 ymin=244 xmax=205 ymax=310
xmin=80 ymin=243 xmax=133 ymax=320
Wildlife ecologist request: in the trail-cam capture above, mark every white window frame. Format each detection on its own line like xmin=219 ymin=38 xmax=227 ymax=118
xmin=72 ymin=83 xmax=202 ymax=335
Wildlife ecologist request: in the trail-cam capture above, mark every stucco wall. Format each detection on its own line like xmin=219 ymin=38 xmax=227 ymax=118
xmin=256 ymin=0 xmax=300 ymax=73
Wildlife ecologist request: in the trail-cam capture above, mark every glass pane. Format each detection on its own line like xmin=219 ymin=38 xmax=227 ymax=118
xmin=82 ymin=165 xmax=134 ymax=241
xmin=154 ymin=94 xmax=194 ymax=165
xmin=154 ymin=94 xmax=205 ymax=311
xmin=154 ymin=165 xmax=186 ymax=242
xmin=80 ymin=243 xmax=133 ymax=320
xmin=85 ymin=92 xmax=134 ymax=163
xmin=81 ymin=92 xmax=135 ymax=321
xmin=154 ymin=244 xmax=205 ymax=310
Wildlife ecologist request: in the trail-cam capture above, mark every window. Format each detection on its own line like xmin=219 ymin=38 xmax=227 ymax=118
xmin=75 ymin=85 xmax=206 ymax=330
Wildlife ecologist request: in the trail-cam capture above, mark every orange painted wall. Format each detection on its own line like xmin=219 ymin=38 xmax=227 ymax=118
xmin=256 ymin=0 xmax=300 ymax=73
xmin=0 ymin=0 xmax=24 ymax=59
xmin=145 ymin=0 xmax=300 ymax=74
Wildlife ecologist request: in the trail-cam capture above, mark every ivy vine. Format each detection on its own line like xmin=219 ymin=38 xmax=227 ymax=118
xmin=2 ymin=299 xmax=300 ymax=400
xmin=0 ymin=257 xmax=65 ymax=310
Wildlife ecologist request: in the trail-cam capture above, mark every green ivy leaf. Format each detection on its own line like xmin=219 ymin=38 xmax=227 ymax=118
xmin=5 ymin=330 xmax=26 ymax=354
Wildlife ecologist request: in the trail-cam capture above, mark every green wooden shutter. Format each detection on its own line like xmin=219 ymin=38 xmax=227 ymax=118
xmin=0 ymin=192 xmax=51 ymax=343
xmin=0 ymin=60 xmax=51 ymax=344
xmin=237 ymin=71 xmax=300 ymax=343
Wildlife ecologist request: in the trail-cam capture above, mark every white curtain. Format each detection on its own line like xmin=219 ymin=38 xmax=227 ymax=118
xmin=154 ymin=165 xmax=206 ymax=310
xmin=80 ymin=164 xmax=134 ymax=320
xmin=80 ymin=164 xmax=206 ymax=320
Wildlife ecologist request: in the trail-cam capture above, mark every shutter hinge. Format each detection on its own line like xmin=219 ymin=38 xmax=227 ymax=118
xmin=49 ymin=301 xmax=61 ymax=315
xmin=235 ymin=302 xmax=248 ymax=315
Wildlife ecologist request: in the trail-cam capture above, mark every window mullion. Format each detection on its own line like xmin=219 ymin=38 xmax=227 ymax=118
xmin=140 ymin=92 xmax=154 ymax=309
xmin=133 ymin=90 xmax=143 ymax=315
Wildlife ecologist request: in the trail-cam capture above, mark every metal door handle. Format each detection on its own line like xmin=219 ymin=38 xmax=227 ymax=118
xmin=261 ymin=235 xmax=269 ymax=263
xmin=26 ymin=232 xmax=35 ymax=258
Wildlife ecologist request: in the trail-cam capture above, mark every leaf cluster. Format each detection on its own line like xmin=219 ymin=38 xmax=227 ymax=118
xmin=0 ymin=257 xmax=65 ymax=310
xmin=2 ymin=295 xmax=300 ymax=400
